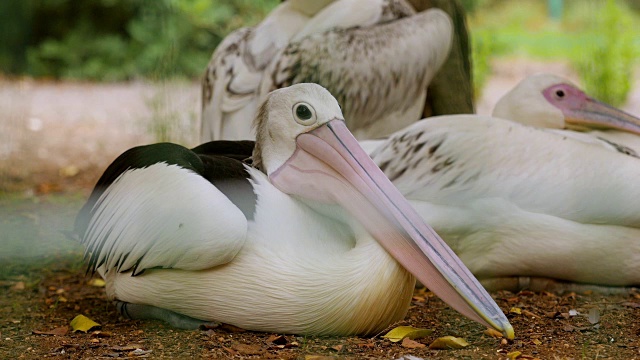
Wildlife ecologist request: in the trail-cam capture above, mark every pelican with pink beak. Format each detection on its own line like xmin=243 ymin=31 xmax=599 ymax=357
xmin=76 ymin=83 xmax=513 ymax=338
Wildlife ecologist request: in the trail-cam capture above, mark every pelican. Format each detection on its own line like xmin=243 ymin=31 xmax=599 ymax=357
xmin=201 ymin=0 xmax=452 ymax=141
xmin=362 ymin=90 xmax=640 ymax=292
xmin=76 ymin=84 xmax=513 ymax=338
xmin=493 ymin=73 xmax=640 ymax=156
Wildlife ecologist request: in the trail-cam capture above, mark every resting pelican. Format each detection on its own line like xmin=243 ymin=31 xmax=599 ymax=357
xmin=76 ymin=84 xmax=513 ymax=338
xmin=363 ymin=103 xmax=640 ymax=292
xmin=493 ymin=73 xmax=640 ymax=156
xmin=201 ymin=0 xmax=452 ymax=141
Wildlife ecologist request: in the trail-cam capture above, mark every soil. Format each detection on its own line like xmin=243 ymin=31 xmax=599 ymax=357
xmin=1 ymin=60 xmax=640 ymax=359
xmin=2 ymin=251 xmax=640 ymax=359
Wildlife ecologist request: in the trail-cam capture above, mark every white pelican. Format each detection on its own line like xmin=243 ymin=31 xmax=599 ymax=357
xmin=201 ymin=0 xmax=453 ymax=141
xmin=493 ymin=73 xmax=640 ymax=156
xmin=76 ymin=84 xmax=513 ymax=337
xmin=362 ymin=83 xmax=640 ymax=290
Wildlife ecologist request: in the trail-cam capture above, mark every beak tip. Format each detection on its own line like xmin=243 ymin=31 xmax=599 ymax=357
xmin=503 ymin=323 xmax=515 ymax=340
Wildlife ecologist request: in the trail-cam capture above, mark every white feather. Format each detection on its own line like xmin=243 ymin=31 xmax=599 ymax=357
xmin=83 ymin=163 xmax=247 ymax=275
xmin=367 ymin=115 xmax=640 ymax=286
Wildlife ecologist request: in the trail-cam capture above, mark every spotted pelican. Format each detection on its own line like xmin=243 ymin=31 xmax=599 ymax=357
xmin=362 ymin=83 xmax=640 ymax=292
xmin=201 ymin=0 xmax=452 ymax=141
xmin=76 ymin=84 xmax=513 ymax=337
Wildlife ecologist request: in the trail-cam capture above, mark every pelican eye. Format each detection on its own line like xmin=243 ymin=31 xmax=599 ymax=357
xmin=555 ymin=89 xmax=565 ymax=98
xmin=293 ymin=102 xmax=317 ymax=125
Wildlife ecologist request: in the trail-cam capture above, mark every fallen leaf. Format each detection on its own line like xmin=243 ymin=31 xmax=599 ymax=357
xmin=111 ymin=344 xmax=144 ymax=351
xmin=129 ymin=349 xmax=152 ymax=356
xmin=70 ymin=315 xmax=101 ymax=333
xmin=588 ymin=308 xmax=600 ymax=324
xmin=233 ymin=343 xmax=262 ymax=355
xmin=267 ymin=335 xmax=287 ymax=345
xmin=59 ymin=165 xmax=80 ymax=178
xmin=563 ymin=325 xmax=576 ymax=332
xmin=428 ymin=336 xmax=469 ymax=349
xmin=507 ymin=351 xmax=522 ymax=359
xmin=522 ymin=310 xmax=537 ymax=318
xmin=532 ymin=339 xmax=542 ymax=345
xmin=11 ymin=282 xmax=25 ymax=291
xmin=622 ymin=302 xmax=640 ymax=308
xmin=222 ymin=346 xmax=237 ymax=356
xmin=87 ymin=278 xmax=106 ymax=287
xmin=401 ymin=338 xmax=425 ymax=349
xmin=382 ymin=326 xmax=433 ymax=342
xmin=545 ymin=311 xmax=561 ymax=319
xmin=357 ymin=341 xmax=375 ymax=349
xmin=218 ymin=323 xmax=246 ymax=333
xmin=32 ymin=326 xmax=69 ymax=336
xmin=91 ymin=331 xmax=112 ymax=338
xmin=509 ymin=307 xmax=521 ymax=315
xmin=331 ymin=344 xmax=343 ymax=351
xmin=305 ymin=356 xmax=337 ymax=360
xmin=483 ymin=328 xmax=503 ymax=338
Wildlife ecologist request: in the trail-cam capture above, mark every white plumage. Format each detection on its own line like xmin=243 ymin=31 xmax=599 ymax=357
xmin=362 ymin=88 xmax=640 ymax=290
xmin=79 ymin=84 xmax=513 ymax=337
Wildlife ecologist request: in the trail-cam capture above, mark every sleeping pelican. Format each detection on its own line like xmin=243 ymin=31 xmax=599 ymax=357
xmin=493 ymin=73 xmax=640 ymax=156
xmin=76 ymin=84 xmax=513 ymax=338
xmin=201 ymin=0 xmax=452 ymax=141
xmin=364 ymin=105 xmax=640 ymax=292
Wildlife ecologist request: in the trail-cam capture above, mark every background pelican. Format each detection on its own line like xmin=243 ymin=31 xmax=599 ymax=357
xmin=201 ymin=0 xmax=453 ymax=141
xmin=76 ymin=84 xmax=512 ymax=338
xmin=493 ymin=73 xmax=640 ymax=156
xmin=365 ymin=108 xmax=640 ymax=293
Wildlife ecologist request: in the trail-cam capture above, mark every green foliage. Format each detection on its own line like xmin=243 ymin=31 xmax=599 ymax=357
xmin=468 ymin=0 xmax=639 ymax=101
xmin=23 ymin=0 xmax=279 ymax=81
xmin=571 ymin=0 xmax=636 ymax=106
xmin=470 ymin=29 xmax=507 ymax=97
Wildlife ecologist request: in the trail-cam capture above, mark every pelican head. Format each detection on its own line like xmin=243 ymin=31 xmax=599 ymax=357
xmin=252 ymin=83 xmax=514 ymax=339
xmin=493 ymin=73 xmax=640 ymax=134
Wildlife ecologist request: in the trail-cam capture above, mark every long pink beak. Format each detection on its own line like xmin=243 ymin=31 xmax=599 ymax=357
xmin=270 ymin=119 xmax=514 ymax=339
xmin=543 ymin=85 xmax=640 ymax=134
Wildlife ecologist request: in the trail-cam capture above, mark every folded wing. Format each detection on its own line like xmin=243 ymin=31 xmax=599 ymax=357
xmin=75 ymin=143 xmax=250 ymax=276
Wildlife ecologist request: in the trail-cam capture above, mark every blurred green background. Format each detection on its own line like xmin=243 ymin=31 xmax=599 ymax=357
xmin=0 ymin=0 xmax=639 ymax=104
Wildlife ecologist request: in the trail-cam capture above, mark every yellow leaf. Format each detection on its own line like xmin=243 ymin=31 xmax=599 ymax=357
xmin=483 ymin=328 xmax=503 ymax=338
xmin=509 ymin=307 xmax=522 ymax=315
xmin=507 ymin=351 xmax=522 ymax=359
xmin=382 ymin=326 xmax=434 ymax=342
xmin=532 ymin=339 xmax=542 ymax=345
xmin=428 ymin=336 xmax=469 ymax=349
xmin=87 ymin=278 xmax=106 ymax=287
xmin=70 ymin=315 xmax=101 ymax=333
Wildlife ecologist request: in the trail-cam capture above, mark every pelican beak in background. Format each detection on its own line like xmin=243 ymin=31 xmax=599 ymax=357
xmin=270 ymin=119 xmax=515 ymax=340
xmin=543 ymin=83 xmax=640 ymax=134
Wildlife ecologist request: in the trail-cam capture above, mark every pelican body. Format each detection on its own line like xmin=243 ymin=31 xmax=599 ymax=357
xmin=357 ymin=74 xmax=640 ymax=291
xmin=367 ymin=115 xmax=640 ymax=289
xmin=201 ymin=0 xmax=453 ymax=141
xmin=77 ymin=84 xmax=512 ymax=337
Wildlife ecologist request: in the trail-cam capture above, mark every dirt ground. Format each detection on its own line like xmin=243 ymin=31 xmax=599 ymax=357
xmin=1 ymin=60 xmax=640 ymax=359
